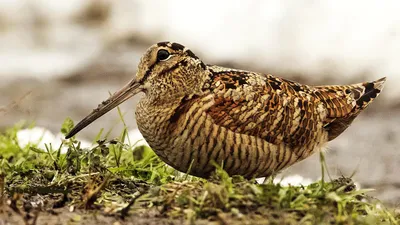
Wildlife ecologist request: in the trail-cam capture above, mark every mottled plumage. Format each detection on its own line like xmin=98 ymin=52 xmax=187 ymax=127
xmin=66 ymin=42 xmax=386 ymax=179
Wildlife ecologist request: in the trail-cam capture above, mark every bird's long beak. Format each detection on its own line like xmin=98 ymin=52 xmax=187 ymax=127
xmin=65 ymin=80 xmax=142 ymax=139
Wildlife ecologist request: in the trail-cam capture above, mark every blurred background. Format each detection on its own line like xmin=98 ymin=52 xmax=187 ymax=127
xmin=0 ymin=0 xmax=399 ymax=204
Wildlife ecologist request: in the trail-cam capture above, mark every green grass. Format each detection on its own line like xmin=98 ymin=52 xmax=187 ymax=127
xmin=0 ymin=118 xmax=399 ymax=225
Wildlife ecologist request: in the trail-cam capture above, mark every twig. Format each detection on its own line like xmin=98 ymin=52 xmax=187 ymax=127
xmin=119 ymin=191 xmax=144 ymax=219
xmin=0 ymin=173 xmax=4 ymax=205
xmin=0 ymin=91 xmax=32 ymax=116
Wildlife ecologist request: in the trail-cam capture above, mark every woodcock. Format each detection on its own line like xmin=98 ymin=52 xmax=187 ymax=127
xmin=66 ymin=42 xmax=386 ymax=179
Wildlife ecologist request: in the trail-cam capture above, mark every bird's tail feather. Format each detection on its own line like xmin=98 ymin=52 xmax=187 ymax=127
xmin=313 ymin=77 xmax=386 ymax=140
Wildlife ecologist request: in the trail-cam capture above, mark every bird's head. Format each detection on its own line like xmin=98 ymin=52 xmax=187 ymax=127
xmin=136 ymin=41 xmax=208 ymax=100
xmin=65 ymin=41 xmax=209 ymax=138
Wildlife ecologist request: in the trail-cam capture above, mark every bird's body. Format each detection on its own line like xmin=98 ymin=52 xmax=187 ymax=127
xmin=66 ymin=42 xmax=386 ymax=179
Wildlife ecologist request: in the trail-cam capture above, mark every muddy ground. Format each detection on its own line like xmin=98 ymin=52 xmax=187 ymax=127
xmin=0 ymin=206 xmax=286 ymax=225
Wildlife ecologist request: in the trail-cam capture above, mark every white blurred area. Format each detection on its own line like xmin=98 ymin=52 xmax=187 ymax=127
xmin=0 ymin=0 xmax=399 ymax=102
xmin=16 ymin=126 xmax=146 ymax=154
xmin=16 ymin=127 xmax=92 ymax=153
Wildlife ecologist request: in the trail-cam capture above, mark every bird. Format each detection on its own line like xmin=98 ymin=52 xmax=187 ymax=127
xmin=65 ymin=41 xmax=386 ymax=179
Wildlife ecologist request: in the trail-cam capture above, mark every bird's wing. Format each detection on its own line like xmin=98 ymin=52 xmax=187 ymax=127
xmin=205 ymin=65 xmax=325 ymax=147
xmin=205 ymin=66 xmax=386 ymax=145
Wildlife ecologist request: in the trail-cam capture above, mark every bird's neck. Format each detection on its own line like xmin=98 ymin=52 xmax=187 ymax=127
xmin=135 ymin=96 xmax=184 ymax=141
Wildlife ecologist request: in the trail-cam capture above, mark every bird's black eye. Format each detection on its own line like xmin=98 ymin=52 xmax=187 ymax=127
xmin=157 ymin=49 xmax=170 ymax=61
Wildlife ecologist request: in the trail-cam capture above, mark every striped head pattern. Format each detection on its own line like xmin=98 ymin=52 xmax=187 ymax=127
xmin=135 ymin=42 xmax=209 ymax=103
